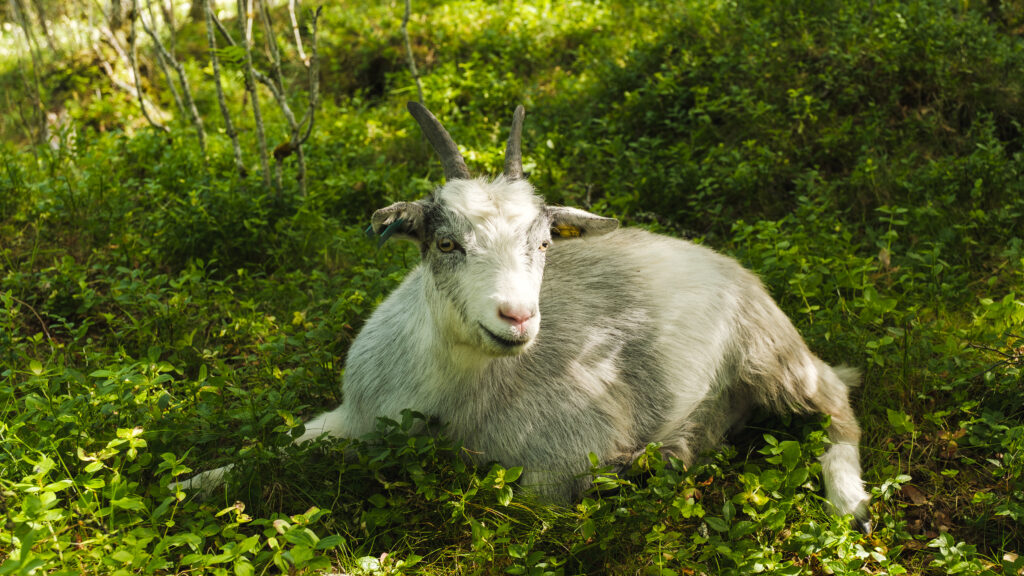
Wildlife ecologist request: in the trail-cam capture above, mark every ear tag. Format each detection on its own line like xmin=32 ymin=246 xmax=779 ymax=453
xmin=552 ymin=224 xmax=581 ymax=238
xmin=375 ymin=217 xmax=406 ymax=248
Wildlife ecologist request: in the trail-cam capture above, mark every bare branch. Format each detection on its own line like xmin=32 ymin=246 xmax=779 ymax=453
xmin=205 ymin=0 xmax=245 ymax=177
xmin=237 ymin=0 xmax=272 ymax=189
xmin=28 ymin=0 xmax=58 ymax=54
xmin=139 ymin=0 xmax=207 ymax=156
xmin=8 ymin=0 xmax=49 ymax=145
xmin=258 ymin=0 xmax=321 ymax=196
xmin=11 ymin=296 xmax=56 ymax=352
xmin=152 ymin=38 xmax=186 ymax=117
xmin=295 ymin=6 xmax=320 ymax=148
xmin=245 ymin=0 xmax=254 ymax=44
xmin=209 ymin=7 xmax=236 ymax=47
xmin=129 ymin=0 xmax=169 ymax=132
xmin=288 ymin=0 xmax=308 ymax=66
xmin=256 ymin=0 xmax=293 ymax=192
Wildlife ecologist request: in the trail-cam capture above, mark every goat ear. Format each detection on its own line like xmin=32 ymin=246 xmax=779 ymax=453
xmin=369 ymin=202 xmax=427 ymax=245
xmin=545 ymin=206 xmax=619 ymax=239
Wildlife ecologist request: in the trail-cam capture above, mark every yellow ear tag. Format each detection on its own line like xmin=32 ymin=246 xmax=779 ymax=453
xmin=553 ymin=224 xmax=581 ymax=238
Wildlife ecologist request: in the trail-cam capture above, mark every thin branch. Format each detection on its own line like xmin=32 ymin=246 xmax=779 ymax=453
xmin=257 ymin=0 xmax=283 ymax=90
xmin=245 ymin=0 xmax=254 ymax=43
xmin=257 ymin=0 xmax=293 ymax=192
xmin=401 ymin=0 xmax=424 ymax=104
xmin=8 ymin=75 xmax=39 ymax=154
xmin=237 ymin=0 xmax=271 ymax=189
xmin=90 ymin=43 xmax=133 ymax=93
xmin=160 ymin=0 xmax=176 ymax=50
xmin=258 ymin=0 xmax=320 ymax=196
xmin=9 ymin=0 xmax=49 ymax=146
xmin=129 ymin=0 xmax=169 ymax=132
xmin=295 ymin=7 xmax=320 ymax=148
xmin=204 ymin=0 xmax=245 ymax=178
xmin=11 ymin=296 xmax=56 ymax=351
xmin=29 ymin=0 xmax=58 ymax=54
xmin=284 ymin=5 xmax=320 ymax=197
xmin=288 ymin=0 xmax=307 ymax=66
xmin=139 ymin=0 xmax=207 ymax=155
xmin=209 ymin=7 xmax=237 ymax=47
xmin=152 ymin=39 xmax=186 ymax=117
xmin=92 ymin=39 xmax=169 ymax=120
xmin=151 ymin=0 xmax=185 ymax=116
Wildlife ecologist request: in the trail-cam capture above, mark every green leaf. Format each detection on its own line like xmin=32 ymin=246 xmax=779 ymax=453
xmin=497 ymin=485 xmax=513 ymax=506
xmin=504 ymin=466 xmax=523 ymax=483
xmin=705 ymin=517 xmax=729 ymax=532
xmin=282 ymin=544 xmax=314 ymax=566
xmin=399 ymin=554 xmax=422 ymax=568
xmin=315 ymin=534 xmax=345 ymax=550
xmin=580 ymin=519 xmax=596 ymax=540
xmin=779 ymin=440 xmax=801 ymax=470
xmin=110 ymin=549 xmax=134 ymax=563
xmin=887 ymin=409 xmax=915 ymax=434
xmin=42 ymin=479 xmax=74 ymax=493
xmin=282 ymin=528 xmax=319 ymax=548
xmin=111 ymin=497 xmax=147 ymax=511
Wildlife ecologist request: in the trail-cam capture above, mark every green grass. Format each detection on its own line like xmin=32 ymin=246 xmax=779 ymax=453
xmin=2 ymin=0 xmax=1024 ymax=573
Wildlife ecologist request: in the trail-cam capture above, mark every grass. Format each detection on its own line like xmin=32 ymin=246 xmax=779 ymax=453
xmin=2 ymin=0 xmax=1024 ymax=573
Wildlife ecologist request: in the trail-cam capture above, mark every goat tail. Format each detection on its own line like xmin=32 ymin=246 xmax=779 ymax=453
xmin=832 ymin=364 xmax=862 ymax=388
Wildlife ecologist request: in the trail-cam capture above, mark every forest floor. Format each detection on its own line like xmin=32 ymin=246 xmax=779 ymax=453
xmin=2 ymin=0 xmax=1024 ymax=573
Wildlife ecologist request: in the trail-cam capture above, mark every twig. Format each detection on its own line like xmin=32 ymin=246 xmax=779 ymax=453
xmin=8 ymin=0 xmax=49 ymax=146
xmin=288 ymin=0 xmax=308 ymax=66
xmin=152 ymin=39 xmax=186 ymax=117
xmin=139 ymin=0 xmax=207 ymax=156
xmin=257 ymin=0 xmax=294 ymax=192
xmin=295 ymin=7 xmax=320 ymax=148
xmin=209 ymin=7 xmax=236 ymax=47
xmin=245 ymin=0 xmax=254 ymax=43
xmin=96 ymin=23 xmax=173 ymax=115
xmin=160 ymin=0 xmax=176 ymax=51
xmin=237 ymin=0 xmax=272 ymax=189
xmin=11 ymin=296 xmax=56 ymax=350
xmin=129 ymin=0 xmax=169 ymax=132
xmin=204 ymin=0 xmax=245 ymax=177
xmin=401 ymin=0 xmax=424 ymax=104
xmin=149 ymin=2 xmax=185 ymax=117
xmin=28 ymin=0 xmax=58 ymax=54
xmin=275 ymin=5 xmax=321 ymax=196
xmin=287 ymin=5 xmax=321 ymax=195
xmin=257 ymin=0 xmax=321 ymax=196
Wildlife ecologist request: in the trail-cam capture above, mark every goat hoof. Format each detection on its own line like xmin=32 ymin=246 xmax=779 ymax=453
xmin=850 ymin=499 xmax=873 ymax=534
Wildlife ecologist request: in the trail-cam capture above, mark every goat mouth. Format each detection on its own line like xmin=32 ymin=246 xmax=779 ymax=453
xmin=479 ymin=323 xmax=529 ymax=350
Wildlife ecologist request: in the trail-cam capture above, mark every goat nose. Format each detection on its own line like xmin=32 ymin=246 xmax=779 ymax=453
xmin=499 ymin=304 xmax=534 ymax=329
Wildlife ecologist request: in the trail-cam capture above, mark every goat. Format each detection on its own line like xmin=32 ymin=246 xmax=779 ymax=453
xmin=182 ymin=102 xmax=871 ymax=531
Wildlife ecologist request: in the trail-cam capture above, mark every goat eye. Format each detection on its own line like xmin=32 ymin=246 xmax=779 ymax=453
xmin=437 ymin=238 xmax=457 ymax=253
xmin=539 ymin=240 xmax=550 ymax=252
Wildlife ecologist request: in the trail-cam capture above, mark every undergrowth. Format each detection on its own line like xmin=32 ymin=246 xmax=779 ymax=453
xmin=2 ymin=0 xmax=1024 ymax=573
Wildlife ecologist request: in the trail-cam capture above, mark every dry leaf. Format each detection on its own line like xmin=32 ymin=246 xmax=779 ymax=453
xmin=934 ymin=510 xmax=952 ymax=533
xmin=900 ymin=484 xmax=928 ymax=506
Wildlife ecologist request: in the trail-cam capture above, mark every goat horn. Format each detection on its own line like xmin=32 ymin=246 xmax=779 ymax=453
xmin=407 ymin=102 xmax=471 ymax=181
xmin=503 ymin=105 xmax=525 ymax=180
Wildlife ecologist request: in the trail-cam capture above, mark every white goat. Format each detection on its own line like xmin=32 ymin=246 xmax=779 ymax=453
xmin=183 ymin=103 xmax=871 ymax=530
